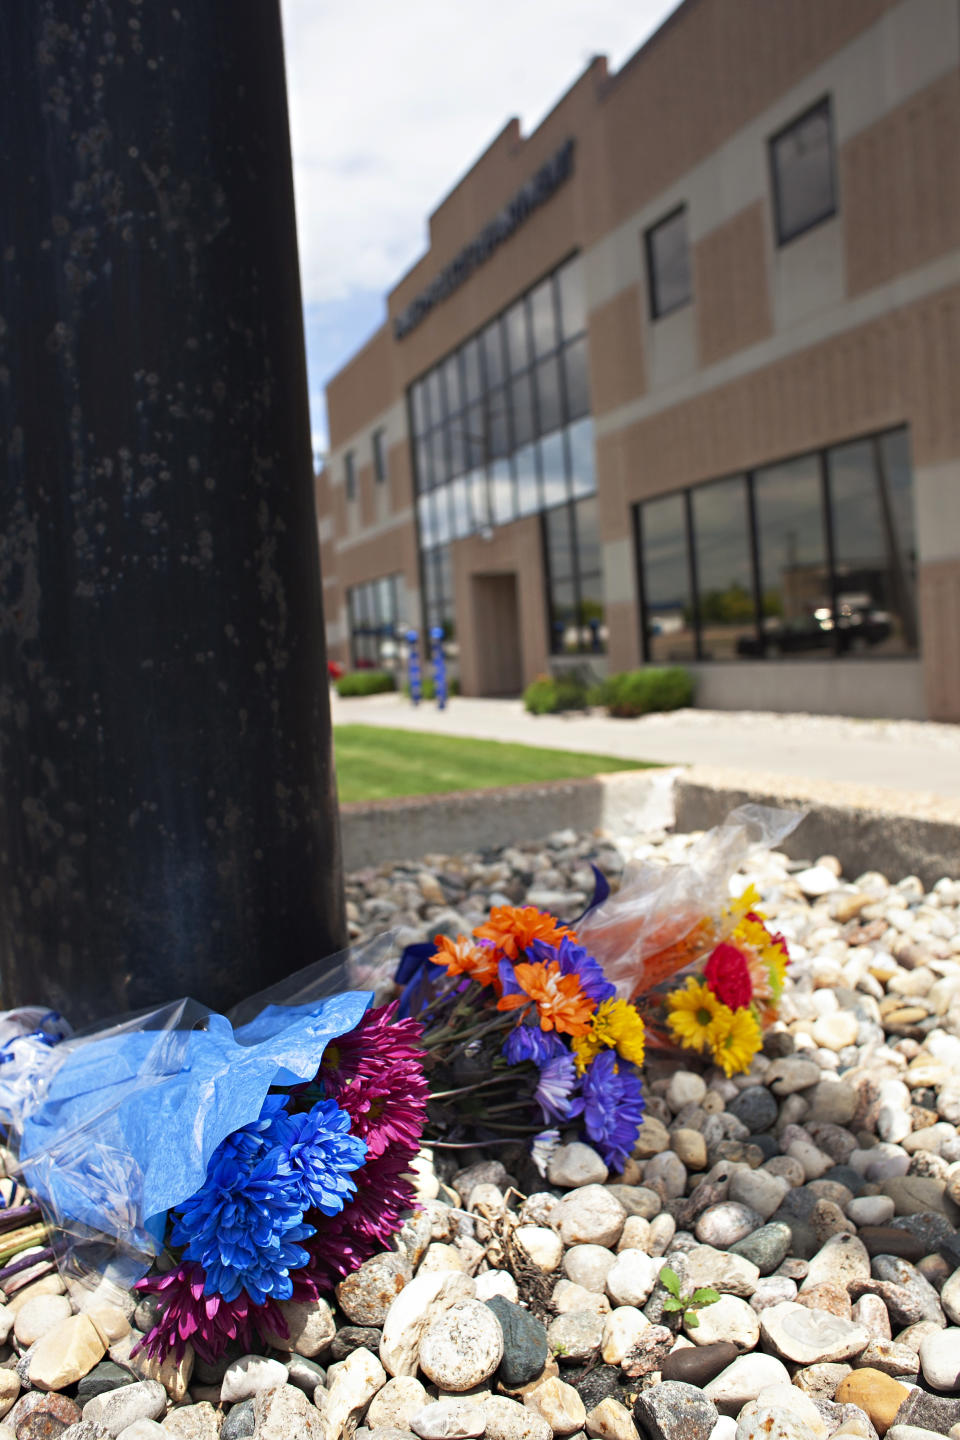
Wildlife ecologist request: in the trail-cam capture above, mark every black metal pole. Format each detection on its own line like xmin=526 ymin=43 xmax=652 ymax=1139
xmin=0 ymin=1 xmax=346 ymax=1025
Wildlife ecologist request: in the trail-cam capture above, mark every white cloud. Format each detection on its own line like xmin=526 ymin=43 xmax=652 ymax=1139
xmin=281 ymin=0 xmax=682 ymax=312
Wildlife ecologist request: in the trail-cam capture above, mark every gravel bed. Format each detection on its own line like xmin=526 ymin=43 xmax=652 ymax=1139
xmin=1 ymin=825 xmax=959 ymax=1440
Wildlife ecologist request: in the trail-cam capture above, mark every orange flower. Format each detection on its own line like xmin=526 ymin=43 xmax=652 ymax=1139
xmin=431 ymin=934 xmax=501 ymax=989
xmin=473 ymin=906 xmax=576 ymax=962
xmin=496 ymin=960 xmax=593 ymax=1036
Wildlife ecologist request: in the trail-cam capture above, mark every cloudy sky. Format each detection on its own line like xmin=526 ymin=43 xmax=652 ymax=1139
xmin=280 ymin=0 xmax=682 ymax=457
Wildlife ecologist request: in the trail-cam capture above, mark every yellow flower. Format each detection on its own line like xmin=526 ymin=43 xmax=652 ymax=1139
xmin=665 ymin=978 xmax=723 ymax=1053
xmin=734 ymin=913 xmax=788 ymax=1000
xmin=726 ymin=884 xmax=762 ymax=923
xmin=710 ymin=1004 xmax=762 ymax=1077
xmin=572 ymin=998 xmax=646 ymax=1074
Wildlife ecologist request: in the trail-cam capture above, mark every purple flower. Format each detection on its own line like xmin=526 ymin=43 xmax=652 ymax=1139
xmin=569 ymin=1050 xmax=645 ymax=1171
xmin=535 ymin=1053 xmax=577 ymax=1123
xmin=529 ymin=936 xmax=615 ymax=1004
xmin=501 ymin=1025 xmax=567 ymax=1068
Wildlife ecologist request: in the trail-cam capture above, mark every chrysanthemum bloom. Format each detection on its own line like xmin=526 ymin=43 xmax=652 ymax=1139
xmin=535 ymin=1052 xmax=577 ymax=1123
xmin=496 ymin=960 xmax=593 ymax=1035
xmin=572 ymin=998 xmax=646 ymax=1074
xmin=529 ymin=936 xmax=616 ymax=1005
xmin=474 ymin=906 xmax=576 ymax=962
xmin=703 ymin=943 xmax=753 ymax=1011
xmin=430 ymin=934 xmax=501 ymax=989
xmin=569 ymin=1050 xmax=645 ymax=1171
xmin=134 ymin=1261 xmax=291 ymax=1364
xmin=277 ymin=1100 xmax=367 ymax=1213
xmin=666 ymin=977 xmax=723 ymax=1053
xmin=502 ymin=1024 xmax=567 ymax=1067
xmin=321 ymin=1001 xmax=429 ymax=1161
xmin=731 ymin=912 xmax=788 ymax=1024
xmin=710 ymin=1003 xmax=762 ymax=1077
xmin=305 ymin=1149 xmax=419 ymax=1289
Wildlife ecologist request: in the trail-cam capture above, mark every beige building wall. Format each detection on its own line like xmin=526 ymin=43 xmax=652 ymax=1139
xmin=322 ymin=0 xmax=960 ymax=717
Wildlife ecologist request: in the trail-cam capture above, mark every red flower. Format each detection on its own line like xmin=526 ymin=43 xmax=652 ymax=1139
xmin=703 ymin=943 xmax=753 ymax=1010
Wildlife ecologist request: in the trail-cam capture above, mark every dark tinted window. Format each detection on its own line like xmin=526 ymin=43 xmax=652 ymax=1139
xmin=345 ymin=451 xmax=356 ymax=501
xmin=482 ymin=320 xmax=505 ymax=388
xmin=753 ymin=454 xmax=829 ymax=654
xmin=511 ymin=372 xmax=535 ymax=448
xmin=640 ymin=494 xmax=696 ymax=661
xmin=557 ymin=256 xmax=586 ymax=338
xmin=535 ymin=355 xmax=563 ymax=435
xmin=462 ymin=338 xmax=482 ymax=402
xmin=691 ymin=476 xmax=756 ymax=660
xmin=372 ymin=429 xmax=387 ymax=485
xmin=540 ymin=431 xmax=567 ymax=509
xmin=505 ymin=301 xmax=529 ymax=375
xmin=770 ymin=98 xmax=836 ymax=244
xmin=530 ymin=278 xmax=558 ymax=357
xmin=443 ymin=354 xmax=462 ymax=415
xmin=646 ymin=207 xmax=692 ymax=319
xmin=486 ymin=387 xmax=510 ymax=460
xmin=464 ymin=403 xmax=485 ymax=469
xmin=515 ymin=443 xmax=539 ymax=517
xmin=412 ymin=383 xmax=428 ymax=437
xmin=563 ymin=337 xmax=590 ymax=421
xmin=490 ymin=458 xmax=514 ymax=527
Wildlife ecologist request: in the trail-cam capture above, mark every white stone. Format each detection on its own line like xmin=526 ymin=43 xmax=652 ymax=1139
xmin=319 ymin=1346 xmax=387 ymax=1440
xmin=84 ymin=1380 xmax=168 ymax=1435
xmin=811 ymin=1012 xmax=859 ymax=1051
xmin=13 ymin=1293 xmax=72 ymax=1347
xmin=585 ymin=1397 xmax=640 ymax=1440
xmin=796 ymin=866 xmax=843 ymax=897
xmin=846 ymin=1196 xmax=896 ymax=1226
xmin=752 ymin=1386 xmax=828 ymax=1438
xmin=410 ymin=1401 xmax=486 ymax=1439
xmin=666 ymin=1071 xmax=707 ymax=1112
xmin=475 ymin=1270 xmax=519 ymax=1304
xmin=919 ymin=1327 xmax=960 ymax=1390
xmin=221 ymin=1354 xmax=289 ymax=1403
xmin=418 ymin=1300 xmax=503 ymax=1392
xmin=563 ymin=1245 xmax=617 ymax=1293
xmin=735 ymin=1403 xmax=827 ymax=1440
xmin=523 ymin=1377 xmax=586 ymax=1437
xmin=515 ymin=1226 xmax=563 ymax=1273
xmin=418 ymin=1243 xmax=467 ymax=1275
xmin=553 ymin=1186 xmax=626 ymax=1247
xmin=727 ymin=1169 xmax=789 ymax=1222
xmin=380 ymin=1271 xmax=476 ymax=1377
xmin=547 ymin=1144 xmax=608 ymax=1189
xmin=264 ymin=1297 xmax=337 ymax=1357
xmin=116 ymin=1424 xmax=167 ymax=1440
xmin=605 ymin=1250 xmax=659 ymax=1308
xmin=601 ymin=1306 xmax=651 ymax=1365
xmin=759 ymin=1302 xmax=870 ymax=1365
xmin=29 ymin=1313 xmax=106 ymax=1390
xmin=703 ymin=1354 xmax=793 ymax=1414
xmin=617 ymin=1217 xmax=652 ymax=1254
xmin=366 ymin=1376 xmax=429 ymax=1432
xmin=801 ymin=1234 xmax=872 ymax=1292
xmin=550 ymin=1280 xmax=610 ymax=1316
xmin=252 ymin=1383 xmax=325 ymax=1440
xmin=483 ymin=1394 xmax=552 ymax=1440
xmin=681 ymin=1246 xmax=759 ymax=1300
xmin=685 ymin=1294 xmax=759 ymax=1351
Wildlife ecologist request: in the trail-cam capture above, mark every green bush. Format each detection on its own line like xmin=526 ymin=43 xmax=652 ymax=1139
xmin=523 ymin=672 xmax=591 ymax=715
xmin=335 ymin=669 xmax=397 ymax=697
xmin=403 ymin=677 xmax=460 ymax=700
xmin=598 ymin=666 xmax=694 ymax=718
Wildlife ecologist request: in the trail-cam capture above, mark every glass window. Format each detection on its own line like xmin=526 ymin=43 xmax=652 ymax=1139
xmin=450 ymin=475 xmax=471 ymax=539
xmin=770 ymin=97 xmax=836 ymax=245
xmin=412 ymin=382 xmax=428 ymax=438
xmin=535 ymin=355 xmax=563 ymax=435
xmin=372 ymin=428 xmax=388 ymax=485
xmin=640 ymin=493 xmax=696 ymax=661
xmin=511 ymin=372 xmax=535 ymax=449
xmin=563 ymin=337 xmax=590 ymax=422
xmin=540 ymin=431 xmax=567 ymax=509
xmin=345 ymin=450 xmax=356 ymax=502
xmin=575 ymin=498 xmax=605 ymax=653
xmin=348 ymin=573 xmax=401 ymax=669
xmin=645 ymin=206 xmax=692 ymax=319
xmin=753 ymin=454 xmax=830 ymax=656
xmin=417 ymin=492 xmax=436 ymax=549
xmin=462 ymin=338 xmax=482 ymax=403
xmin=530 ymin=278 xmax=558 ymax=358
xmin=486 ymin=387 xmax=510 ymax=460
xmin=467 ymin=468 xmax=490 ymax=531
xmin=447 ymin=414 xmax=466 ymax=478
xmin=505 ymin=301 xmax=529 ymax=376
xmin=515 ymin=443 xmax=539 ymax=517
xmin=828 ymin=437 xmax=916 ymax=655
xmin=415 ymin=437 xmax=432 ymax=494
xmin=482 ymin=320 xmax=505 ymax=388
xmin=443 ymin=353 xmax=462 ymax=416
xmin=426 ymin=368 xmax=444 ymax=427
xmin=545 ymin=506 xmax=574 ymax=584
xmin=490 ymin=458 xmax=514 ymax=528
xmin=433 ymin=483 xmax=452 ymax=546
xmin=558 ymin=255 xmax=586 ymax=338
xmin=568 ymin=418 xmax=596 ymax=499
xmin=691 ymin=476 xmax=757 ymax=661
xmin=464 ymin=402 xmax=485 ymax=469
xmin=430 ymin=427 xmax=448 ymax=487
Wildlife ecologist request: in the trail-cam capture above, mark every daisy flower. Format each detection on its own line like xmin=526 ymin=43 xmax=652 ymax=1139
xmin=666 ymin=977 xmax=724 ymax=1053
xmin=474 ymin=906 xmax=576 ymax=962
xmin=496 ymin=960 xmax=593 ymax=1036
xmin=710 ymin=1004 xmax=762 ymax=1077
xmin=430 ymin=934 xmax=501 ymax=989
xmin=572 ymin=998 xmax=646 ymax=1074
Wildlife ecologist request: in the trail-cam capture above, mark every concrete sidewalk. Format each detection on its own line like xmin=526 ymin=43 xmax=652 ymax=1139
xmin=330 ymin=692 xmax=960 ymax=801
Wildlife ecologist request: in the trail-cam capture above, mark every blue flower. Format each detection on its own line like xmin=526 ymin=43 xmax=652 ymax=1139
xmin=170 ymin=1093 xmax=366 ymax=1304
xmin=529 ymin=936 xmax=615 ymax=1005
xmin=501 ymin=1025 xmax=567 ymax=1068
xmin=569 ymin=1050 xmax=645 ymax=1171
xmin=535 ymin=1053 xmax=577 ymax=1123
xmin=276 ymin=1100 xmax=367 ymax=1215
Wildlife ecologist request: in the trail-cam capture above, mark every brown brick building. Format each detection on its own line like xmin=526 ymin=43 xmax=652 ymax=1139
xmin=321 ymin=0 xmax=960 ymax=720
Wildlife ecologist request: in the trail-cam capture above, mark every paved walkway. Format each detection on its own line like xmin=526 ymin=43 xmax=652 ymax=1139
xmin=330 ymin=693 xmax=960 ymax=800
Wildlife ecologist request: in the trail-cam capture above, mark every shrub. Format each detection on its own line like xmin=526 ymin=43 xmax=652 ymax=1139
xmin=599 ymin=666 xmax=693 ymax=718
xmin=523 ymin=672 xmax=590 ymax=715
xmin=335 ymin=669 xmax=397 ymax=697
xmin=403 ymin=677 xmax=460 ymax=700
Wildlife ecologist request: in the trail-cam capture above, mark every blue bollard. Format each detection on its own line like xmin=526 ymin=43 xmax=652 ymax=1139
xmin=430 ymin=626 xmax=448 ymax=711
xmin=407 ymin=629 xmax=422 ymax=706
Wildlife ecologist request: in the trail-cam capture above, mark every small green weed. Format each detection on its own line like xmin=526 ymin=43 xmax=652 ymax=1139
xmin=658 ymin=1265 xmax=720 ymax=1328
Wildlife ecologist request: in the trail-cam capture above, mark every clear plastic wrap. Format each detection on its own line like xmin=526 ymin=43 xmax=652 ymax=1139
xmin=0 ymin=933 xmax=402 ymax=1292
xmin=577 ymin=804 xmax=801 ymax=999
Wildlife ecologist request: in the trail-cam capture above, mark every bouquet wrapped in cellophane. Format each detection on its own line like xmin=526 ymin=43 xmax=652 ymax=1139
xmin=400 ymin=805 xmax=798 ymax=1163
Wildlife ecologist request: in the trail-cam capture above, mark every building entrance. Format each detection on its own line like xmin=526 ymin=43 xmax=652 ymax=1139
xmin=471 ymin=573 xmax=523 ymax=696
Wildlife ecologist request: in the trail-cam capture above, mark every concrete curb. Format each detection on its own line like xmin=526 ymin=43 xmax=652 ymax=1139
xmin=340 ymin=763 xmax=960 ymax=884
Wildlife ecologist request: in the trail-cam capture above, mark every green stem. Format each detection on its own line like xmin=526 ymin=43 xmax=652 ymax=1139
xmin=0 ymin=1223 xmax=49 ymax=1264
xmin=429 ymin=1072 xmax=519 ymax=1101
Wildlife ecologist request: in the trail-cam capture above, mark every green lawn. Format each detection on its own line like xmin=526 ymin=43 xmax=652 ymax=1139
xmin=333 ymin=724 xmax=655 ymax=804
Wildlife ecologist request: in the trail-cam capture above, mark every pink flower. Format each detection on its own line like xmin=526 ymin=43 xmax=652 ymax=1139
xmin=321 ymin=1001 xmax=429 ymax=1159
xmin=703 ymin=943 xmax=753 ymax=1011
xmin=133 ymin=1262 xmax=290 ymax=1364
